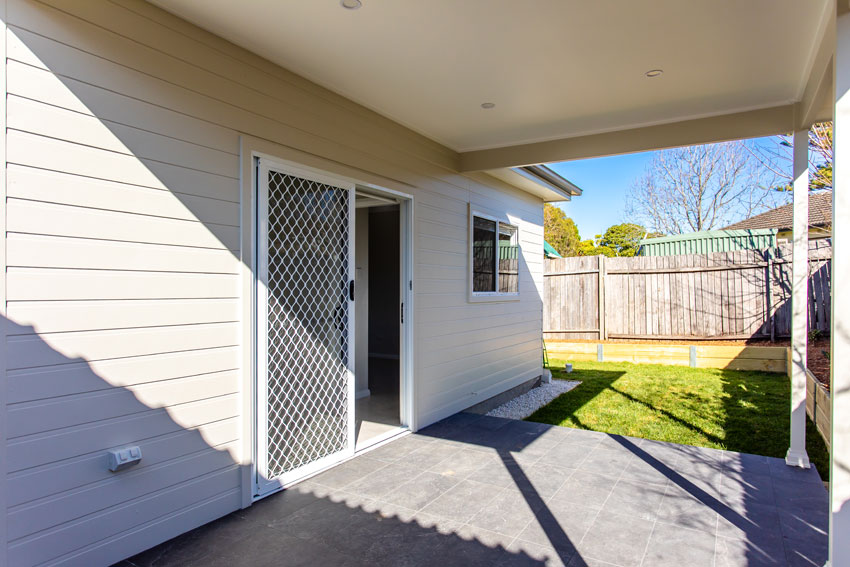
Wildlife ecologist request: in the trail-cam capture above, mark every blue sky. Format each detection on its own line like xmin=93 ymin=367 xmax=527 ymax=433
xmin=547 ymin=136 xmax=790 ymax=241
xmin=548 ymin=153 xmax=654 ymax=240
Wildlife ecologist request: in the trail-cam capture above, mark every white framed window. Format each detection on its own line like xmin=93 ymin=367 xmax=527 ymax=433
xmin=469 ymin=207 xmax=520 ymax=302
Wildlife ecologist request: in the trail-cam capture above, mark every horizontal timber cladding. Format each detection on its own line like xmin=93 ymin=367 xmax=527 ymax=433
xmin=544 ymin=240 xmax=831 ymax=340
xmin=545 ymin=341 xmax=789 ymax=373
xmin=1 ymin=1 xmax=545 ymax=565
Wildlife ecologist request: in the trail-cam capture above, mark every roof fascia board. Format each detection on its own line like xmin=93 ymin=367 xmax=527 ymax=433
xmin=520 ymin=165 xmax=582 ymax=196
xmin=485 ymin=168 xmax=572 ymax=202
xmin=458 ymin=104 xmax=797 ymax=171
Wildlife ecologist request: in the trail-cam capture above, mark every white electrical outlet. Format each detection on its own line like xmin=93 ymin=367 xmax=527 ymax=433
xmin=107 ymin=446 xmax=142 ymax=472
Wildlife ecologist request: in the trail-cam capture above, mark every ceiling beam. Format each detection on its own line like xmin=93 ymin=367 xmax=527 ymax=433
xmin=459 ymin=104 xmax=797 ymax=171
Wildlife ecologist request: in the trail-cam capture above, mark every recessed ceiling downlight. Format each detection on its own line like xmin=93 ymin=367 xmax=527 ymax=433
xmin=645 ymin=69 xmax=663 ymax=78
xmin=481 ymin=102 xmax=496 ymax=109
xmin=341 ymin=0 xmax=362 ymax=9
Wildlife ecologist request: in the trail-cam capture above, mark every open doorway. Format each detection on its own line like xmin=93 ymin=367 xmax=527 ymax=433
xmin=354 ymin=190 xmax=405 ymax=449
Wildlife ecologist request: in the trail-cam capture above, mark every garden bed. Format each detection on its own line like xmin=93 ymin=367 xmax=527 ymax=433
xmin=545 ymin=340 xmax=789 ymax=373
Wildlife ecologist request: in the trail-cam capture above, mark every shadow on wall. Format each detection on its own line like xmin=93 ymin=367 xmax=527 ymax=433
xmin=6 ymin=316 xmax=553 ymax=567
xmin=3 ymin=6 xmax=546 ymax=565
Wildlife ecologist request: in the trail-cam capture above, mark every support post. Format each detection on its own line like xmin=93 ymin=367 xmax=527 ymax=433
xmin=598 ymin=255 xmax=606 ymax=340
xmin=831 ymin=10 xmax=850 ymax=565
xmin=786 ymin=129 xmax=811 ymax=469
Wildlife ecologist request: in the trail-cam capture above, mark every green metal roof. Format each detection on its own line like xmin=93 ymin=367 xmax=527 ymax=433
xmin=544 ymin=240 xmax=562 ymax=258
xmin=639 ymin=229 xmax=778 ymax=256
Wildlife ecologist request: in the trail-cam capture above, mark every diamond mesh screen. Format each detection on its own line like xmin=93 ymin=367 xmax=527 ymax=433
xmin=265 ymin=170 xmax=350 ymax=479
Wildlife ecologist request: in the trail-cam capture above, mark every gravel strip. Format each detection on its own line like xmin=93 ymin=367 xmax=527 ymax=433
xmin=486 ymin=379 xmax=581 ymax=420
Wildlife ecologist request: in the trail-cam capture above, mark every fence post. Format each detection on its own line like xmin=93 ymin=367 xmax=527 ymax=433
xmin=598 ymin=255 xmax=606 ymax=340
xmin=766 ymin=248 xmax=775 ymax=342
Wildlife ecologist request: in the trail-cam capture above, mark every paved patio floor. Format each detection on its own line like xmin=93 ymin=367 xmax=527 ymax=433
xmin=121 ymin=413 xmax=827 ymax=567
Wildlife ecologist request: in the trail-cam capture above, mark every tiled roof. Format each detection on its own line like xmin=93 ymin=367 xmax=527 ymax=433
xmin=723 ymin=191 xmax=832 ymax=231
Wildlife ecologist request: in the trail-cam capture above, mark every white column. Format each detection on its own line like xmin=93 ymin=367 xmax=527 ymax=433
xmin=832 ymin=11 xmax=850 ymax=566
xmin=786 ymin=129 xmax=811 ymax=468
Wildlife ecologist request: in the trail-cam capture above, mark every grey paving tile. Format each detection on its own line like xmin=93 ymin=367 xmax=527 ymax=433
xmin=311 ymin=455 xmax=388 ymax=489
xmin=403 ymin=440 xmax=463 ymax=470
xmin=784 ymin=531 xmax=828 ymax=567
xmin=502 ymin=539 xmax=574 ymax=567
xmin=456 ymin=523 xmax=516 ymax=549
xmin=566 ymin=555 xmax=621 ymax=567
xmin=421 ymin=479 xmax=499 ymax=522
xmin=502 ymin=419 xmax=555 ymax=436
xmin=714 ymin=536 xmax=788 ymax=567
xmin=655 ymin=483 xmax=718 ymax=534
xmin=576 ymin=511 xmax=654 ymax=567
xmin=723 ymin=452 xmax=772 ymax=476
xmin=673 ymin=452 xmax=726 ymax=486
xmin=437 ymin=524 xmax=516 ymax=567
xmin=537 ymin=439 xmax=593 ymax=468
xmin=564 ymin=428 xmax=607 ymax=447
xmin=361 ymin=434 xmax=435 ymax=462
xmin=428 ymin=447 xmax=498 ymax=480
xmin=511 ymin=436 xmax=563 ymax=466
xmin=778 ymin=506 xmax=828 ymax=542
xmin=619 ymin=456 xmax=671 ymax=487
xmin=637 ymin=438 xmax=686 ymax=466
xmin=595 ymin=434 xmax=644 ymax=453
xmin=640 ymin=522 xmax=715 ymax=567
xmin=471 ymin=415 xmax=515 ymax=431
xmin=550 ymin=470 xmax=619 ymax=510
xmin=467 ymin=456 xmax=525 ymax=489
xmin=601 ymin=478 xmax=666 ymax=521
xmin=468 ymin=488 xmax=541 ymax=537
xmin=125 ymin=512 xmax=253 ymax=567
xmin=767 ymin=458 xmax=823 ymax=484
xmin=196 ymin=529 xmax=364 ymax=567
xmin=715 ymin=501 xmax=783 ymax=548
xmin=236 ymin=483 xmax=327 ymax=528
xmin=124 ymin=416 xmax=836 ymax=567
xmin=773 ymin=477 xmax=828 ymax=507
xmin=519 ymin=462 xmax=574 ymax=500
xmin=717 ymin=471 xmax=776 ymax=508
xmin=577 ymin=446 xmax=633 ymax=476
xmin=345 ymin=461 xmax=423 ymax=498
xmin=380 ymin=470 xmax=461 ymax=510
xmin=516 ymin=502 xmax=598 ymax=554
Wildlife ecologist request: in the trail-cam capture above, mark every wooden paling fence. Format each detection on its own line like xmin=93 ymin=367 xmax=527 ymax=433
xmin=544 ymin=240 xmax=832 ymax=340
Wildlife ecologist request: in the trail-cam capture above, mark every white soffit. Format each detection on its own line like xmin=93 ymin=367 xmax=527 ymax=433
xmin=151 ymin=0 xmax=831 ymax=153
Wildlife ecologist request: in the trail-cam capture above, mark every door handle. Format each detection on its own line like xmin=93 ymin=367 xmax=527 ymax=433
xmin=349 ymin=280 xmax=355 ymax=301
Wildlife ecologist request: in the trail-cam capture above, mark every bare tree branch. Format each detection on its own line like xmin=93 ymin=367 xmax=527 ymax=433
xmin=626 ymin=140 xmax=785 ymax=235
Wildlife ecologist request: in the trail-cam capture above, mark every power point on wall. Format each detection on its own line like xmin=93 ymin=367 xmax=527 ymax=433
xmin=107 ymin=445 xmax=142 ymax=472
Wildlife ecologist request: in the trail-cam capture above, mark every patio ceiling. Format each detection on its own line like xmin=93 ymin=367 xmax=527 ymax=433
xmin=152 ymin=0 xmax=833 ymax=171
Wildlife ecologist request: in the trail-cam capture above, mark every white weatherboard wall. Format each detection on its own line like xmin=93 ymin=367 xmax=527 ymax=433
xmin=1 ymin=1 xmax=545 ymax=566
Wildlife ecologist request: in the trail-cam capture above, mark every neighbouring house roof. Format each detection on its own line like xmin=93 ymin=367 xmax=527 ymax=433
xmin=639 ymin=229 xmax=778 ymax=256
xmin=723 ymin=192 xmax=833 ymax=231
xmin=544 ymin=241 xmax=562 ymax=258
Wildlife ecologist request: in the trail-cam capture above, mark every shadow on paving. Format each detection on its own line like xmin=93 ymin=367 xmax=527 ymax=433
xmin=123 ymin=411 xmax=829 ymax=567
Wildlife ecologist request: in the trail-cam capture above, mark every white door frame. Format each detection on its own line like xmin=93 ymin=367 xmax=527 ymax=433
xmin=244 ymin=148 xmax=415 ymax=501
xmin=353 ymin=183 xmax=416 ymax=437
xmin=253 ymin=155 xmax=356 ymax=497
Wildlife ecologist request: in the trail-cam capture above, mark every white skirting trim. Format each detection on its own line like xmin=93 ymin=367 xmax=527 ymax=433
xmin=355 ymin=388 xmax=371 ymax=399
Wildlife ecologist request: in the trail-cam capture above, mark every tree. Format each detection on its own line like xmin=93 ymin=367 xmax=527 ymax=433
xmin=749 ymin=121 xmax=833 ymax=192
xmin=626 ymin=140 xmax=782 ymax=235
xmin=544 ymin=204 xmax=580 ymax=256
xmin=577 ymin=223 xmax=659 ymax=257
xmin=597 ymin=223 xmax=648 ymax=257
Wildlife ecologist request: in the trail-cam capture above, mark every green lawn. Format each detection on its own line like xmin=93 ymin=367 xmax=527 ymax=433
xmin=528 ymin=360 xmax=830 ymax=480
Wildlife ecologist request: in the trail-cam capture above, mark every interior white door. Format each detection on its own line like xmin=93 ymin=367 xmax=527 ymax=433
xmin=256 ymin=158 xmax=355 ymax=496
